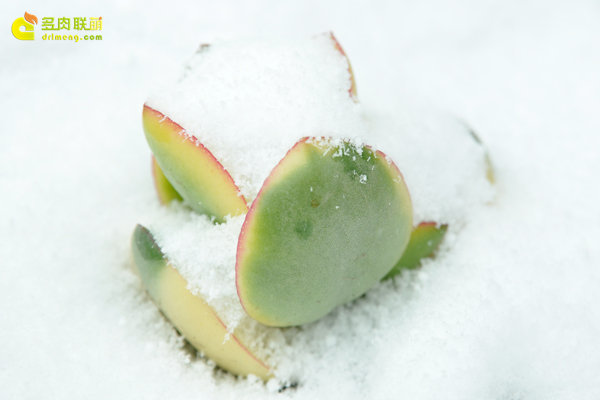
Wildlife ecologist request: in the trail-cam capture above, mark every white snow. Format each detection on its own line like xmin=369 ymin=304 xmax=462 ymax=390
xmin=368 ymin=104 xmax=495 ymax=225
xmin=146 ymin=34 xmax=363 ymax=201
xmin=2 ymin=0 xmax=600 ymax=399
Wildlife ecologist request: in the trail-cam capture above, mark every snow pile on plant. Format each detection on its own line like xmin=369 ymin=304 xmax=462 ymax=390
xmin=146 ymin=34 xmax=363 ymax=201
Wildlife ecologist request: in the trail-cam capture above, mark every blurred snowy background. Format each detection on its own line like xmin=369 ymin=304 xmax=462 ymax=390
xmin=2 ymin=1 xmax=600 ymax=399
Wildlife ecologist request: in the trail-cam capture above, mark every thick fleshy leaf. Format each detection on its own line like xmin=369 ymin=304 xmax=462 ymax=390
xmin=236 ymin=138 xmax=413 ymax=327
xmin=329 ymin=32 xmax=357 ymax=98
xmin=142 ymin=105 xmax=248 ymax=222
xmin=383 ymin=222 xmax=448 ymax=280
xmin=131 ymin=225 xmax=271 ymax=379
xmin=151 ymin=156 xmax=183 ymax=205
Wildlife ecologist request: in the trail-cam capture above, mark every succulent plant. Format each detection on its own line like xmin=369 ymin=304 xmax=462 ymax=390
xmin=132 ymin=32 xmax=493 ymax=379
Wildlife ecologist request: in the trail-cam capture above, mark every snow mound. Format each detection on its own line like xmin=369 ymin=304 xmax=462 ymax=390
xmin=146 ymin=34 xmax=364 ymax=202
xmin=368 ymin=104 xmax=495 ymax=225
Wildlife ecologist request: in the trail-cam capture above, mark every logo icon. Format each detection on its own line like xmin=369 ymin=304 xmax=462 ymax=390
xmin=12 ymin=12 xmax=38 ymax=40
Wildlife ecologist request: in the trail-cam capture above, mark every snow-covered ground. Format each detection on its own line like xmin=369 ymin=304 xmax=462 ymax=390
xmin=2 ymin=1 xmax=599 ymax=399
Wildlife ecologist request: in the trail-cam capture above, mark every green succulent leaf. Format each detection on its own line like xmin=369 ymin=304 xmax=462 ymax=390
xmin=236 ymin=138 xmax=413 ymax=327
xmin=383 ymin=222 xmax=448 ymax=280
